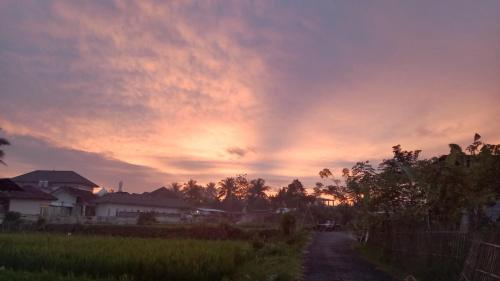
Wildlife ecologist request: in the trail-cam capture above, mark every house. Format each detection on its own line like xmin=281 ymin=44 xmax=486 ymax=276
xmin=12 ymin=170 xmax=99 ymax=193
xmin=94 ymin=187 xmax=190 ymax=217
xmin=0 ymin=179 xmax=56 ymax=219
xmin=49 ymin=186 xmax=97 ymax=217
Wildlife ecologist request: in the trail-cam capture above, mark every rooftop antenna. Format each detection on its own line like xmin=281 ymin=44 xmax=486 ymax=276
xmin=118 ymin=181 xmax=123 ymax=192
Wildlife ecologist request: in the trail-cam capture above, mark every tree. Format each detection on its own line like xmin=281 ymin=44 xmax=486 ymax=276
xmin=182 ymin=179 xmax=204 ymax=206
xmin=169 ymin=182 xmax=183 ymax=198
xmin=273 ymin=179 xmax=309 ymax=209
xmin=202 ymin=182 xmax=219 ymax=207
xmin=0 ymin=129 xmax=9 ymax=165
xmin=218 ymin=177 xmax=244 ymax=211
xmin=247 ymin=178 xmax=271 ymax=210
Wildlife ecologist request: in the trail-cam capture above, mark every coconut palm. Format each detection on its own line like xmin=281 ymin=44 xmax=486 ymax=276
xmin=247 ymin=178 xmax=270 ymax=200
xmin=182 ymin=179 xmax=204 ymax=205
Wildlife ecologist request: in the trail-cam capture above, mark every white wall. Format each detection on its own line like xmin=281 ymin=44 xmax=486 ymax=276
xmin=95 ymin=203 xmax=182 ymax=217
xmin=9 ymin=199 xmax=50 ymax=215
xmin=51 ymin=190 xmax=77 ymax=207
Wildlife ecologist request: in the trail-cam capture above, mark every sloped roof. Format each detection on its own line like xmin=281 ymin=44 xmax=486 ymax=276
xmin=12 ymin=170 xmax=98 ymax=187
xmin=146 ymin=186 xmax=182 ymax=199
xmin=52 ymin=186 xmax=97 ymax=204
xmin=0 ymin=185 xmax=56 ymax=201
xmin=94 ymin=191 xmax=189 ymax=209
xmin=0 ymin=178 xmax=23 ymax=191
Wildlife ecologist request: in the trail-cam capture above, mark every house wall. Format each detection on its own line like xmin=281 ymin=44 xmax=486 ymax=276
xmin=95 ymin=203 xmax=183 ymax=217
xmin=51 ymin=191 xmax=77 ymax=207
xmin=8 ymin=199 xmax=51 ymax=215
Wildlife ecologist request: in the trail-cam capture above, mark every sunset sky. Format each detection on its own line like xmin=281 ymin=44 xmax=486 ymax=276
xmin=1 ymin=1 xmax=499 ymax=192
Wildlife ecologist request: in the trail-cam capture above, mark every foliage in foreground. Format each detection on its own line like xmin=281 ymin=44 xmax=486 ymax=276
xmin=0 ymin=231 xmax=308 ymax=281
xmin=0 ymin=233 xmax=250 ymax=281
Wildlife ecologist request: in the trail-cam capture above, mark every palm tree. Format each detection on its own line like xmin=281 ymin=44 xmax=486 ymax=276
xmin=247 ymin=178 xmax=270 ymax=200
xmin=0 ymin=129 xmax=9 ymax=165
xmin=217 ymin=177 xmax=238 ymax=200
xmin=246 ymin=178 xmax=271 ymax=211
xmin=169 ymin=182 xmax=182 ymax=193
xmin=182 ymin=179 xmax=203 ymax=205
xmin=203 ymin=182 xmax=219 ymax=207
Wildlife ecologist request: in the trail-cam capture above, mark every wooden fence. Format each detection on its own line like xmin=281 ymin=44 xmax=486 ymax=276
xmin=367 ymin=230 xmax=499 ymax=280
xmin=460 ymin=239 xmax=500 ymax=281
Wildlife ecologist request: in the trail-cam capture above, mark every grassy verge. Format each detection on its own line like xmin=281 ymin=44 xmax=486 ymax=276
xmin=233 ymin=231 xmax=309 ymax=281
xmin=357 ymin=244 xmax=463 ymax=281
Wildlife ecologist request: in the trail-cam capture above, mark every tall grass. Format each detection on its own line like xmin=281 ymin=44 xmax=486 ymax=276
xmin=0 ymin=233 xmax=251 ymax=281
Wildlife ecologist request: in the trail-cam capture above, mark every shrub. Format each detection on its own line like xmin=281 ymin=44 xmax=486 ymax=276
xmin=280 ymin=213 xmax=296 ymax=236
xmin=136 ymin=212 xmax=157 ymax=225
xmin=3 ymin=211 xmax=21 ymax=223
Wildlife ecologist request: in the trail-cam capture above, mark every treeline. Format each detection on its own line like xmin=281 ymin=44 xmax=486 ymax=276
xmin=317 ymin=134 xmax=500 ymax=231
xmin=161 ymin=176 xmax=318 ymax=212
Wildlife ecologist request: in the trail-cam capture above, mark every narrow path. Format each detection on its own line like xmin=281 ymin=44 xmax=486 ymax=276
xmin=302 ymin=231 xmax=394 ymax=281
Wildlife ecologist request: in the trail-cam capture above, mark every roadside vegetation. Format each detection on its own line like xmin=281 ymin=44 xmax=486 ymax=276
xmin=316 ymin=133 xmax=500 ymax=280
xmin=0 ymin=224 xmax=308 ymax=281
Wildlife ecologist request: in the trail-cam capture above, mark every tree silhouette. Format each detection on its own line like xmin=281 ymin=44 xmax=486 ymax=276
xmin=218 ymin=177 xmax=244 ymax=211
xmin=182 ymin=179 xmax=204 ymax=205
xmin=203 ymin=182 xmax=219 ymax=207
xmin=0 ymin=129 xmax=9 ymax=165
xmin=247 ymin=178 xmax=271 ymax=210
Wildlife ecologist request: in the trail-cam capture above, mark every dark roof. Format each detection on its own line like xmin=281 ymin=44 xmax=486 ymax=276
xmin=0 ymin=185 xmax=56 ymax=201
xmin=12 ymin=170 xmax=98 ymax=187
xmin=0 ymin=178 xmax=23 ymax=191
xmin=52 ymin=186 xmax=97 ymax=205
xmin=94 ymin=190 xmax=189 ymax=209
xmin=146 ymin=186 xmax=182 ymax=199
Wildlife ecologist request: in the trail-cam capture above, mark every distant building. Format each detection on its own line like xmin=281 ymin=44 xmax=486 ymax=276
xmin=49 ymin=186 xmax=97 ymax=217
xmin=12 ymin=170 xmax=99 ymax=193
xmin=94 ymin=187 xmax=189 ymax=217
xmin=0 ymin=178 xmax=56 ymax=218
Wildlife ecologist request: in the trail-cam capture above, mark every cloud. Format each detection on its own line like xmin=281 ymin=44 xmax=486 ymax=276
xmin=0 ymin=1 xmax=499 ymax=191
xmin=226 ymin=147 xmax=248 ymax=158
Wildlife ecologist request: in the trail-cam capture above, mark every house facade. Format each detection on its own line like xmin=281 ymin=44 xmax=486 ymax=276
xmin=49 ymin=186 xmax=97 ymax=217
xmin=0 ymin=179 xmax=56 ymax=219
xmin=12 ymin=170 xmax=99 ymax=193
xmin=94 ymin=187 xmax=189 ymax=217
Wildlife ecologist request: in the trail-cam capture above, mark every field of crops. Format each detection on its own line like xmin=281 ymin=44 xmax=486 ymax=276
xmin=0 ymin=232 xmax=306 ymax=281
xmin=0 ymin=233 xmax=250 ymax=281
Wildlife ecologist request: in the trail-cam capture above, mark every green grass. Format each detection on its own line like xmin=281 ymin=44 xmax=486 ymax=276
xmin=0 ymin=233 xmax=250 ymax=281
xmin=0 ymin=231 xmax=309 ymax=281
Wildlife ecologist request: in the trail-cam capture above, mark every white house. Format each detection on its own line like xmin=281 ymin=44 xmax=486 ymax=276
xmin=94 ymin=187 xmax=190 ymax=217
xmin=49 ymin=186 xmax=97 ymax=217
xmin=0 ymin=179 xmax=56 ymax=218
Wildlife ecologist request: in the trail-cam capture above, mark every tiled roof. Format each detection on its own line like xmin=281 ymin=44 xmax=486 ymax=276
xmin=12 ymin=170 xmax=98 ymax=187
xmin=0 ymin=185 xmax=56 ymax=201
xmin=52 ymin=186 xmax=97 ymax=205
xmin=94 ymin=188 xmax=189 ymax=209
xmin=0 ymin=178 xmax=23 ymax=191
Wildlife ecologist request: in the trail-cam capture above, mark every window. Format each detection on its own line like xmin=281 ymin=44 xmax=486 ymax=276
xmin=38 ymin=180 xmax=48 ymax=188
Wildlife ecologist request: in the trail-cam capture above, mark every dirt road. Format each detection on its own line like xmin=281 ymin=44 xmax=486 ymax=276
xmin=302 ymin=231 xmax=394 ymax=281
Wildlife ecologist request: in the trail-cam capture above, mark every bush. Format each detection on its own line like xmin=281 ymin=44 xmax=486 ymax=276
xmin=136 ymin=212 xmax=157 ymax=225
xmin=3 ymin=211 xmax=21 ymax=223
xmin=280 ymin=213 xmax=296 ymax=236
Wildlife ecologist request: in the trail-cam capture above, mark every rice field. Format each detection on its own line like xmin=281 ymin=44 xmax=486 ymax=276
xmin=0 ymin=233 xmax=252 ymax=281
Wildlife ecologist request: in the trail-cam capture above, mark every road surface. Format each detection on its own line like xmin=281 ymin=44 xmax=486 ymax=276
xmin=302 ymin=231 xmax=394 ymax=281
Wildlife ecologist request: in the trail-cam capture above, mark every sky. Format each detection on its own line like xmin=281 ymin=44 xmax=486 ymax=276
xmin=1 ymin=1 xmax=499 ymax=193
